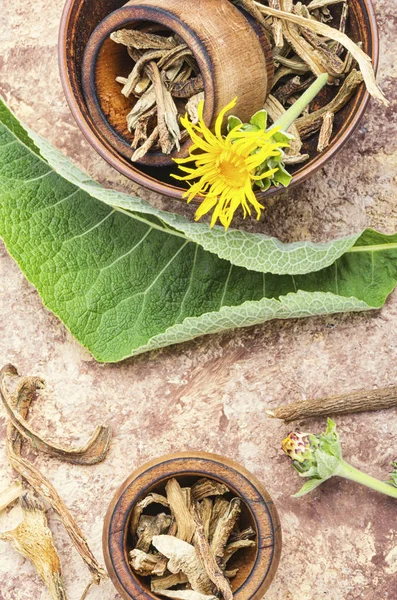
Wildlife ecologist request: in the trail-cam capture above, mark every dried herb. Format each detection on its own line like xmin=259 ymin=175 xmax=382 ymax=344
xmin=130 ymin=549 xmax=168 ymax=576
xmin=317 ymin=110 xmax=334 ymax=151
xmin=158 ymin=591 xmax=217 ymax=600
xmin=193 ymin=507 xmax=233 ymax=600
xmin=151 ymin=572 xmax=188 ymax=592
xmin=210 ymin=499 xmax=241 ymax=562
xmin=0 ymin=481 xmax=22 ymax=513
xmin=0 ymin=365 xmax=111 ymax=465
xmin=169 ymin=75 xmax=204 ymax=98
xmin=111 ymin=28 xmax=200 ymax=161
xmin=136 ymin=514 xmax=173 ymax=552
xmin=267 ymin=383 xmax=397 ymax=423
xmin=252 ymin=0 xmax=388 ymax=105
xmin=130 ymin=492 xmax=170 ymax=537
xmin=0 ymin=493 xmax=67 ymax=600
xmin=191 ymin=479 xmax=230 ymax=501
xmin=128 ymin=477 xmax=256 ymax=600
xmin=0 ymin=364 xmax=110 ymax=597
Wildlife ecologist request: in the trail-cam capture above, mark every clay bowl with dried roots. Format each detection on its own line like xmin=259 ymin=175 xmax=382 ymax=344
xmin=59 ymin=0 xmax=378 ymax=205
xmin=103 ymin=452 xmax=282 ymax=600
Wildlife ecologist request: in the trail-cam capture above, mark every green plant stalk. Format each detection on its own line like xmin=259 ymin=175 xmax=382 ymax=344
xmin=336 ymin=461 xmax=397 ymax=499
xmin=272 ymin=73 xmax=329 ymax=132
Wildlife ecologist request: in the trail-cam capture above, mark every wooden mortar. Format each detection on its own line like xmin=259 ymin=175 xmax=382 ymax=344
xmin=81 ymin=0 xmax=274 ymax=167
xmin=103 ymin=452 xmax=282 ymax=600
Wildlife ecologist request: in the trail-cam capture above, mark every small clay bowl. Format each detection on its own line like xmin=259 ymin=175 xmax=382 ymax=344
xmin=59 ymin=0 xmax=379 ymax=202
xmin=80 ymin=0 xmax=273 ymax=168
xmin=103 ymin=452 xmax=282 ymax=600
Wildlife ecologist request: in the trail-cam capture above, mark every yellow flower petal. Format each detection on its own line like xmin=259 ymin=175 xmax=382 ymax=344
xmin=215 ymin=97 xmax=238 ymax=139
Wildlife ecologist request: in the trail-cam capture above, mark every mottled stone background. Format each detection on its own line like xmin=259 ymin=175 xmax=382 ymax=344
xmin=0 ymin=0 xmax=397 ymax=598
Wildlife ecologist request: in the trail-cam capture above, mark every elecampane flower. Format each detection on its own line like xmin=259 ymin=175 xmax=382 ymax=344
xmin=172 ymin=98 xmax=288 ymax=230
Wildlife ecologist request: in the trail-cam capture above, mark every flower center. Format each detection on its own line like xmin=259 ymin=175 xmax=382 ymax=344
xmin=217 ymin=150 xmax=249 ymax=189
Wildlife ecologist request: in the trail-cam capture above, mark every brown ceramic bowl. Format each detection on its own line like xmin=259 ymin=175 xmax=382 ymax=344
xmin=80 ymin=0 xmax=273 ymax=168
xmin=59 ymin=0 xmax=379 ymax=202
xmin=103 ymin=452 xmax=282 ymax=600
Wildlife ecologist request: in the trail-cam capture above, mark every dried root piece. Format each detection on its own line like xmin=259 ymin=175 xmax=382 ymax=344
xmin=159 ymin=46 xmax=193 ymax=70
xmin=317 ymin=110 xmax=335 ymax=151
xmin=131 ymin=128 xmax=160 ymax=161
xmin=266 ymin=381 xmax=397 ymax=423
xmin=165 ymin=478 xmax=196 ymax=543
xmin=110 ymin=29 xmax=176 ymax=51
xmin=129 ymin=549 xmax=168 ymax=576
xmin=152 ymin=535 xmax=214 ymax=595
xmin=229 ymin=527 xmax=256 ymax=542
xmin=0 ymin=365 xmax=111 ymax=466
xmin=136 ymin=513 xmax=173 ymax=552
xmin=145 ymin=62 xmax=181 ymax=154
xmin=193 ymin=508 xmax=233 ymax=600
xmin=307 ymin=0 xmax=346 ymax=9
xmin=208 ymin=498 xmax=230 ymax=542
xmin=121 ymin=50 xmax=169 ymax=98
xmin=197 ymin=498 xmax=213 ymax=540
xmin=151 ymin=572 xmax=189 ymax=592
xmin=274 ymin=55 xmax=310 ymax=74
xmin=298 ymin=26 xmax=346 ymax=77
xmin=186 ymin=93 xmax=205 ymax=125
xmin=131 ymin=108 xmax=157 ymax=150
xmin=283 ymin=153 xmax=310 ymax=164
xmin=211 ymin=499 xmax=241 ymax=562
xmin=127 ymin=87 xmax=157 ymax=132
xmin=274 ymin=75 xmax=302 ymax=102
xmin=333 ymin=1 xmax=349 ymax=56
xmin=223 ymin=540 xmax=256 ymax=565
xmin=0 ymin=493 xmax=67 ymax=600
xmin=157 ymin=591 xmax=218 ymax=600
xmin=130 ymin=492 xmax=170 ymax=536
xmin=224 ymin=569 xmax=238 ymax=579
xmin=269 ymin=0 xmax=284 ymax=47
xmin=169 ymin=75 xmax=204 ymax=98
xmin=0 ymin=481 xmax=23 ymax=512
xmin=130 ymin=551 xmax=165 ymax=577
xmin=191 ymin=479 xmax=230 ymax=502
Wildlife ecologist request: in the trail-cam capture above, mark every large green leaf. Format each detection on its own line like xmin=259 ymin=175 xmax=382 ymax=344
xmin=24 ymin=117 xmax=362 ymax=277
xmin=0 ymin=98 xmax=397 ymax=362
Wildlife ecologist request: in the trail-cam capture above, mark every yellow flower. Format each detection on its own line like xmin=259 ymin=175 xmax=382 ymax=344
xmin=172 ymin=98 xmax=286 ymax=230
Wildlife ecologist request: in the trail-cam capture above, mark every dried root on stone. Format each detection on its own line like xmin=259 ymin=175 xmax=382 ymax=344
xmin=0 ymin=492 xmax=68 ymax=600
xmin=0 ymin=364 xmax=111 ymax=598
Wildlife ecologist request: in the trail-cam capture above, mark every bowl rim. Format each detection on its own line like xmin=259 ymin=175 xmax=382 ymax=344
xmin=102 ymin=451 xmax=282 ymax=600
xmin=59 ymin=0 xmax=379 ymax=201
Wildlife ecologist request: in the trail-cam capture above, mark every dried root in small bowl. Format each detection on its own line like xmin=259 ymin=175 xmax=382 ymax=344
xmin=128 ymin=477 xmax=256 ymax=600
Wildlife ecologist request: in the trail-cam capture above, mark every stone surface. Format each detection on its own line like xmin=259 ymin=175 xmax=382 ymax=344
xmin=0 ymin=0 xmax=397 ymax=599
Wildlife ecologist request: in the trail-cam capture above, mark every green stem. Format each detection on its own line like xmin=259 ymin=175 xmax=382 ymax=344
xmin=348 ymin=242 xmax=397 ymax=253
xmin=337 ymin=460 xmax=397 ymax=499
xmin=271 ymin=73 xmax=329 ymax=132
